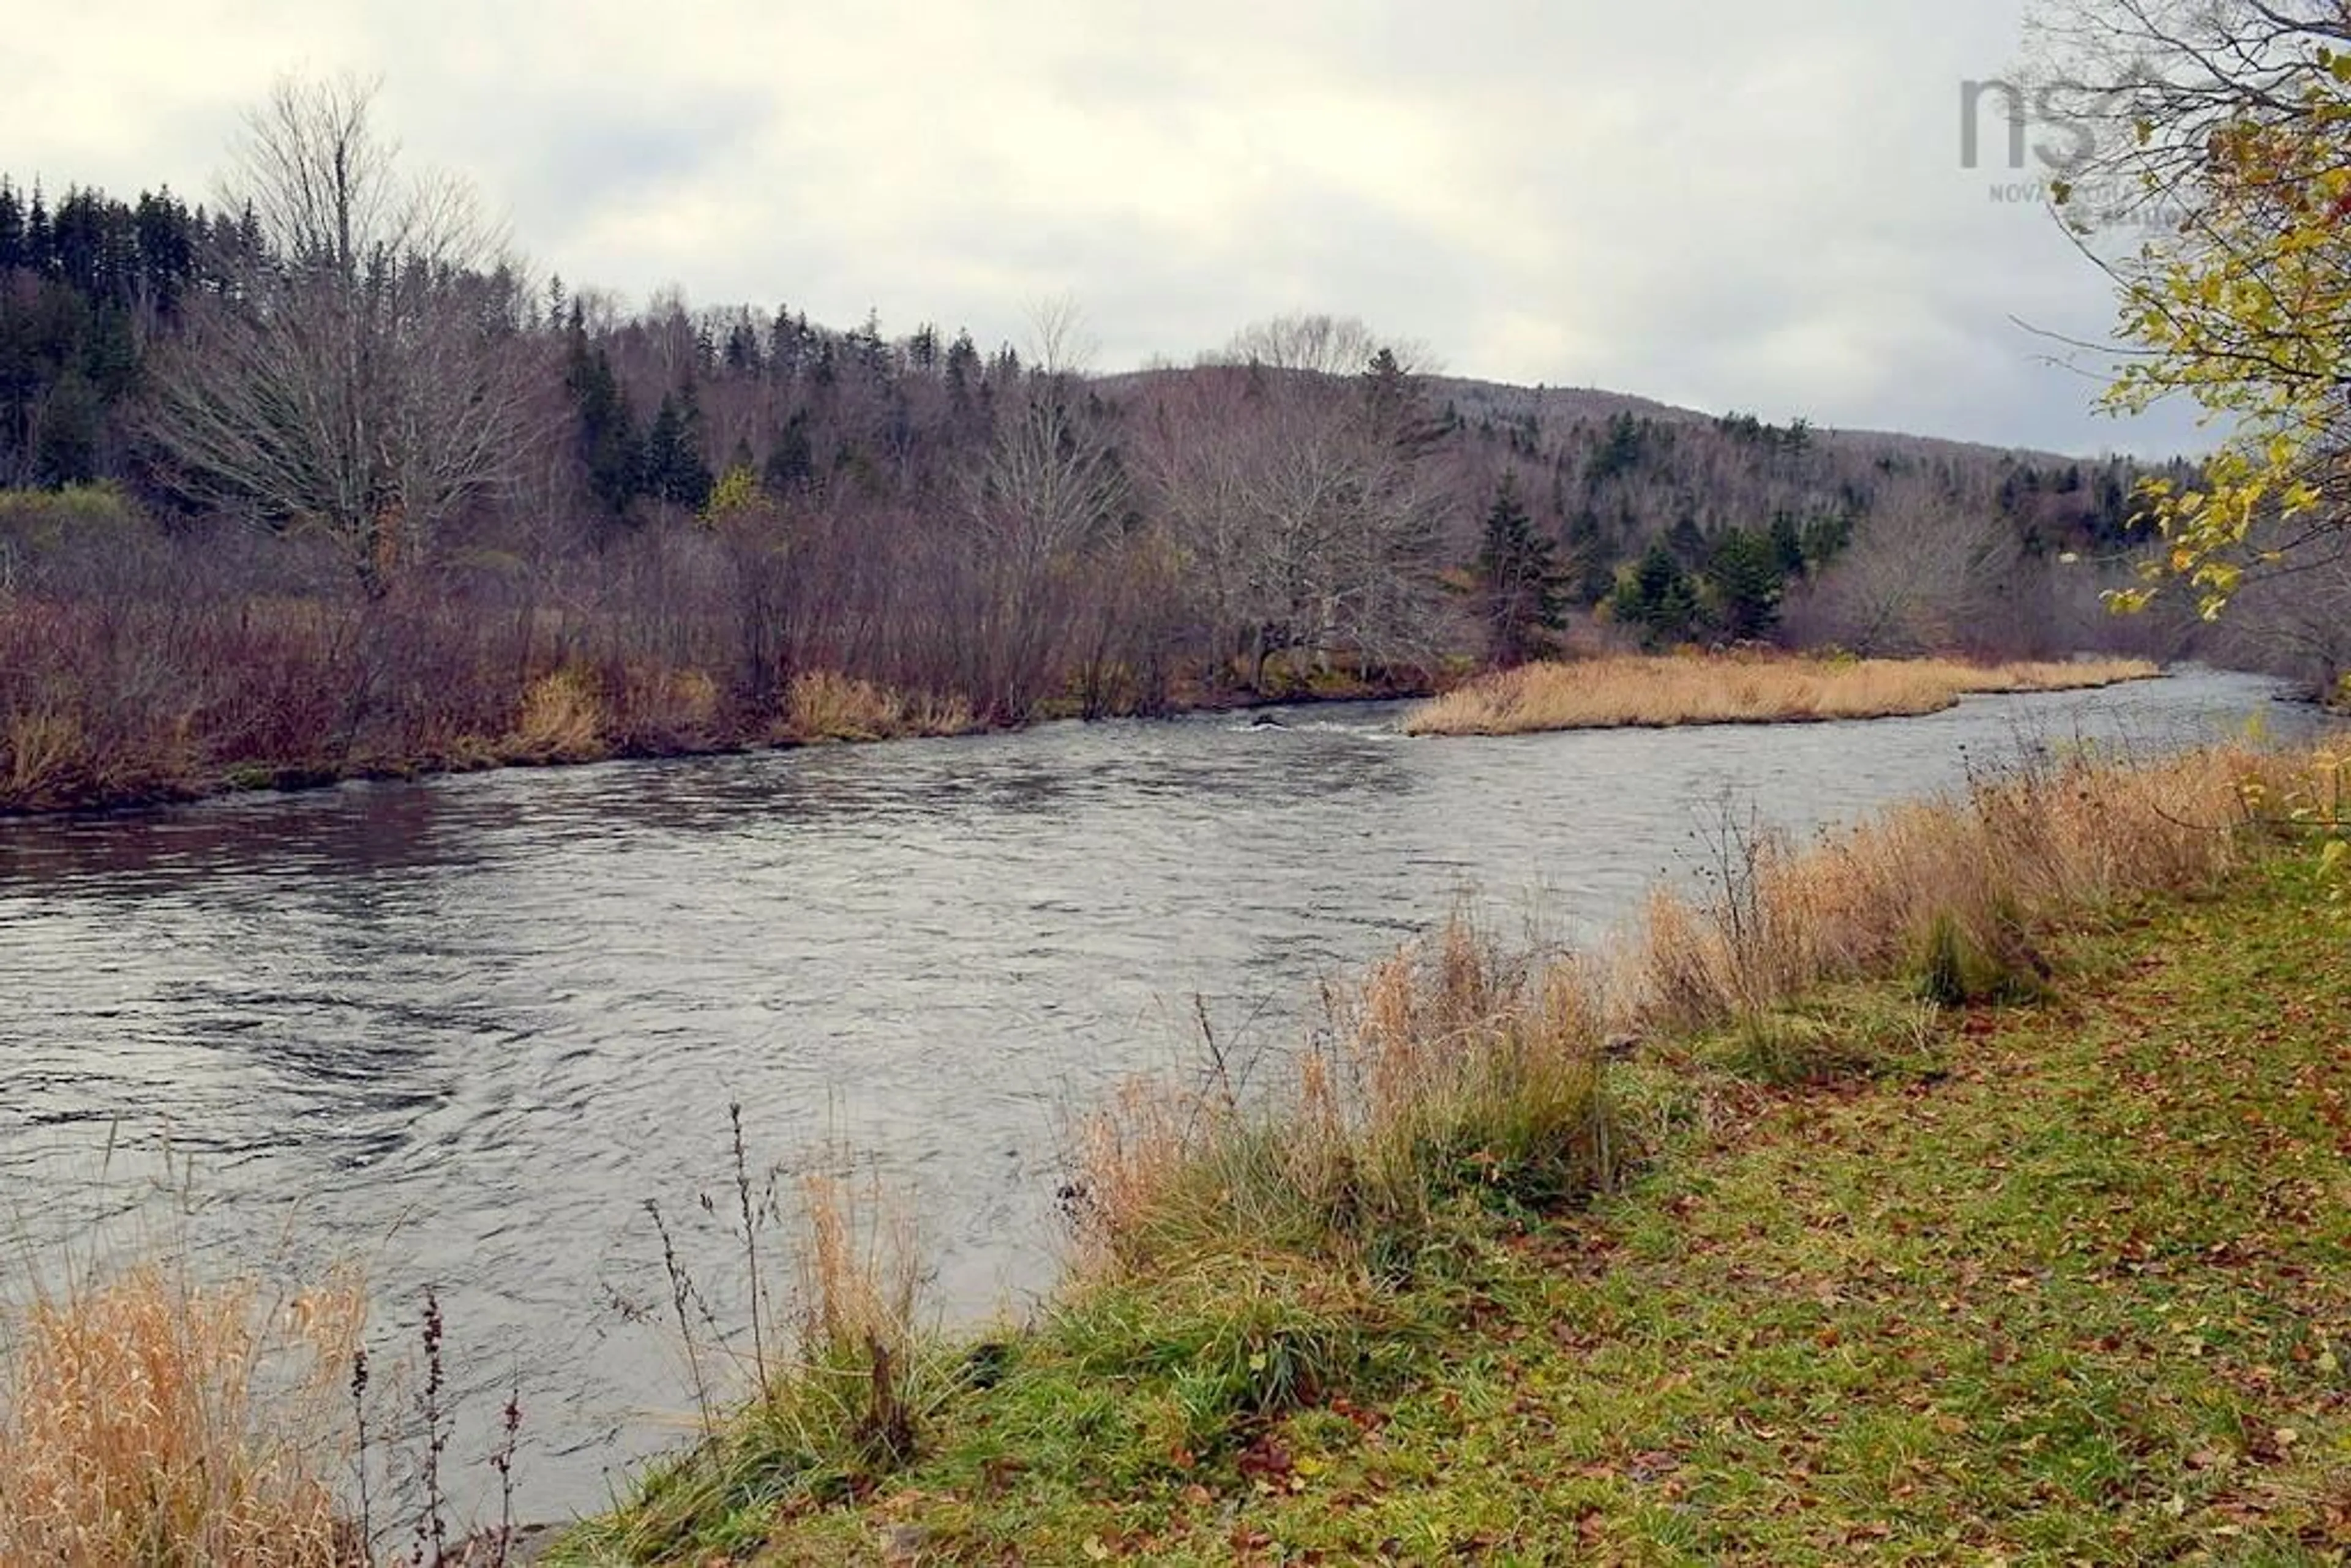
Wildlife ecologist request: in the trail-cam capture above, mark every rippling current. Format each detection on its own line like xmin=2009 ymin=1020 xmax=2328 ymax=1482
xmin=0 ymin=668 xmax=2323 ymax=1517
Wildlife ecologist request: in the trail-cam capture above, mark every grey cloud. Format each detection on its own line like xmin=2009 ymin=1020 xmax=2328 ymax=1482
xmin=0 ymin=0 xmax=2205 ymax=455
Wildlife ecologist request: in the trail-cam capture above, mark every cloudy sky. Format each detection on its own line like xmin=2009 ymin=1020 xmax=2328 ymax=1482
xmin=7 ymin=0 xmax=2199 ymax=454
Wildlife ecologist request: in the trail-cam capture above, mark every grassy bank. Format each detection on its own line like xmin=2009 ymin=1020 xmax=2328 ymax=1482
xmin=546 ymin=741 xmax=2347 ymax=1563
xmin=1402 ymin=652 xmax=2161 ymax=737
xmin=623 ymin=861 xmax=2345 ymax=1563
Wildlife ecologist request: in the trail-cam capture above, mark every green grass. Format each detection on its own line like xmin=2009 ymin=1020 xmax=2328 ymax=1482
xmin=557 ymin=863 xmax=2351 ymax=1563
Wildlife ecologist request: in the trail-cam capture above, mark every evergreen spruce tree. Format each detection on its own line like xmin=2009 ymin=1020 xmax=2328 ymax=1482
xmin=1588 ymin=411 xmax=1644 ymax=482
xmin=643 ymin=386 xmax=714 ymax=510
xmin=1565 ymin=506 xmax=1618 ymax=604
xmin=34 ymin=369 xmax=102 ymax=485
xmin=763 ymin=411 xmax=816 ymax=492
xmin=1667 ymin=514 xmax=1709 ymax=563
xmin=1475 ymin=474 xmax=1566 ymax=664
xmin=644 ymin=394 xmax=688 ymax=503
xmin=23 ymin=186 xmax=50 ymax=272
xmin=1704 ymin=527 xmax=1786 ymax=642
xmin=945 ymin=328 xmax=980 ymax=392
xmin=1768 ymin=510 xmax=1807 ymax=577
xmin=564 ymin=328 xmax=642 ymax=517
xmin=0 ymin=181 xmax=22 ymax=272
xmin=1612 ymin=541 xmax=1701 ymax=648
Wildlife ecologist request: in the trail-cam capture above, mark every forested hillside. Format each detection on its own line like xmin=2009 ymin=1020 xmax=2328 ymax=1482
xmin=0 ymin=123 xmax=2330 ymax=812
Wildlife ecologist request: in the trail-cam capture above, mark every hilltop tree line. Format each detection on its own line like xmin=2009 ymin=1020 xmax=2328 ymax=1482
xmin=0 ymin=161 xmax=2183 ymax=674
xmin=1 ymin=75 xmax=2289 ymax=814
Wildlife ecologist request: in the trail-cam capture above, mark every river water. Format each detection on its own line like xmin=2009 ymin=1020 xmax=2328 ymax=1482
xmin=0 ymin=669 xmax=2321 ymax=1518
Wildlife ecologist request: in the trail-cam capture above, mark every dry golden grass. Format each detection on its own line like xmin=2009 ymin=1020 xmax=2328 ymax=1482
xmin=0 ymin=1262 xmax=362 ymax=1567
xmin=1619 ymin=741 xmax=2333 ymax=1035
xmin=899 ymin=689 xmax=977 ymax=739
xmin=1072 ymin=917 xmax=1624 ymax=1280
xmin=504 ymin=666 xmax=607 ymax=763
xmin=783 ymin=671 xmax=902 ymax=743
xmin=782 ymin=671 xmax=976 ymax=744
xmin=4 ymin=704 xmax=86 ymax=808
xmin=1403 ymin=652 xmax=2162 ymax=736
xmin=663 ymin=668 xmax=721 ymax=735
xmin=779 ymin=1169 xmax=934 ymax=1466
xmin=793 ymin=1172 xmax=923 ymax=1371
xmin=1077 ymin=738 xmax=2339 ymax=1277
xmin=601 ymin=664 xmax=727 ymax=752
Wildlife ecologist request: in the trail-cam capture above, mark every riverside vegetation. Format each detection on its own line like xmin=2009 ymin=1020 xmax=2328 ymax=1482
xmin=10 ymin=738 xmax=2344 ymax=1562
xmin=1401 ymin=651 xmax=2163 ymax=737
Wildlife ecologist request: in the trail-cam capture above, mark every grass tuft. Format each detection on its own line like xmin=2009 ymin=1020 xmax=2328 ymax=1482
xmin=506 ymin=666 xmax=607 ymax=763
xmin=782 ymin=671 xmax=977 ymax=743
xmin=0 ymin=1261 xmax=363 ymax=1567
xmin=1070 ymin=917 xmax=1625 ymax=1285
xmin=3 ymin=702 xmax=88 ymax=807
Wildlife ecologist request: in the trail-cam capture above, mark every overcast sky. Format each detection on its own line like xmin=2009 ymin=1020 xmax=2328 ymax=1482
xmin=6 ymin=0 xmax=2202 ymax=456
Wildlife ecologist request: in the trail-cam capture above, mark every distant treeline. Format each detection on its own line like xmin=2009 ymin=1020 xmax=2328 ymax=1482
xmin=0 ymin=145 xmax=2330 ymax=813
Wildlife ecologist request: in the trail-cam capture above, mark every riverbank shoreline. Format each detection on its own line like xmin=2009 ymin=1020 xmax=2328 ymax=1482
xmin=541 ymin=741 xmax=2349 ymax=1564
xmin=1403 ymin=651 xmax=2164 ymax=737
xmin=0 ymin=649 xmax=2177 ymax=823
xmin=0 ymin=669 xmax=1431 ymax=822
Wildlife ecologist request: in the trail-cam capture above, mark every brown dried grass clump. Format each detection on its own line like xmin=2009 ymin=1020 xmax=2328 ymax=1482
xmin=790 ymin=1172 xmax=929 ymax=1463
xmin=2 ymin=703 xmax=89 ymax=811
xmin=784 ymin=671 xmax=905 ymax=743
xmin=783 ymin=671 xmax=975 ymax=743
xmin=794 ymin=1172 xmax=923 ymax=1372
xmin=603 ymin=664 xmax=726 ymax=752
xmin=506 ymin=665 xmax=607 ymax=763
xmin=1403 ymin=652 xmax=2161 ymax=737
xmin=0 ymin=1262 xmax=363 ymax=1567
xmin=1072 ymin=917 xmax=1623 ymax=1280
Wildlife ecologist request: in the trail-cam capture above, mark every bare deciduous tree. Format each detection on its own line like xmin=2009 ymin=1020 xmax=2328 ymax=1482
xmin=141 ymin=74 xmax=547 ymax=594
xmin=1136 ymin=315 xmax=1452 ymax=688
xmin=1023 ymin=291 xmax=1100 ymax=379
xmin=1785 ymin=499 xmax=2022 ymax=656
xmin=2214 ymin=530 xmax=2351 ymax=694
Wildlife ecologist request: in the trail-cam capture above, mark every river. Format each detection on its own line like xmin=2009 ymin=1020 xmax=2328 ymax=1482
xmin=0 ymin=667 xmax=2322 ymax=1520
